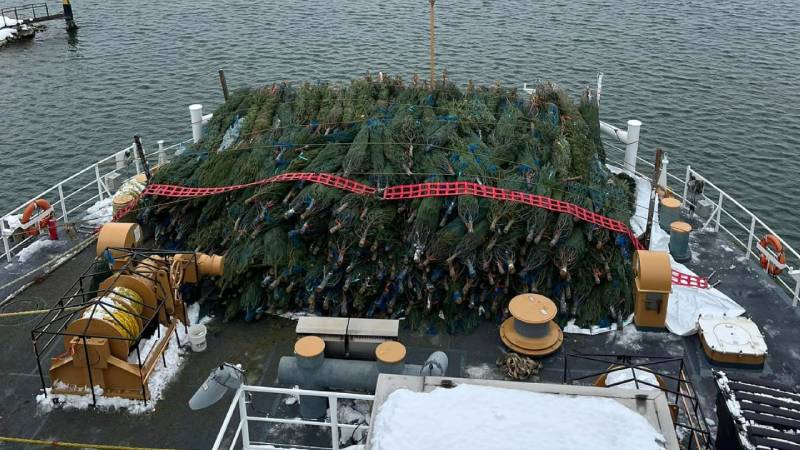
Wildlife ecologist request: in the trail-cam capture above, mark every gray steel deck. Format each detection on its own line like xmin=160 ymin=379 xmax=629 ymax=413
xmin=1 ymin=224 xmax=799 ymax=449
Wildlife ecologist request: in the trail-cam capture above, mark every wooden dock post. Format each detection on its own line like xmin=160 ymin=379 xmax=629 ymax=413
xmin=62 ymin=0 xmax=77 ymax=31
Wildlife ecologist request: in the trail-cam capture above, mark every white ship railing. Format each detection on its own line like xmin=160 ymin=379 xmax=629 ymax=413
xmin=601 ymin=120 xmax=800 ymax=305
xmin=213 ymin=384 xmax=374 ymax=450
xmin=0 ymin=138 xmax=192 ymax=263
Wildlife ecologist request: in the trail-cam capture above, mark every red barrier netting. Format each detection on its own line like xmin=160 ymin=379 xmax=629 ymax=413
xmin=139 ymin=173 xmax=708 ymax=288
xmin=143 ymin=172 xmax=376 ymax=198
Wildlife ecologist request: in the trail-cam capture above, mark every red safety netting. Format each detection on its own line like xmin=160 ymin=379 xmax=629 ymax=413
xmin=139 ymin=173 xmax=708 ymax=288
xmin=143 ymin=172 xmax=375 ymax=198
xmin=671 ymin=270 xmax=709 ymax=289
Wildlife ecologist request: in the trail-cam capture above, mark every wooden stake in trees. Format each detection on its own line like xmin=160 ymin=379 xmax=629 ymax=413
xmin=429 ymin=0 xmax=436 ymax=87
xmin=219 ymin=69 xmax=230 ymax=101
xmin=639 ymin=147 xmax=663 ymax=249
xmin=133 ymin=135 xmax=152 ymax=181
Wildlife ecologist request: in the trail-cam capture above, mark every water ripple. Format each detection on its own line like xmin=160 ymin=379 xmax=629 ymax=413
xmin=1 ymin=0 xmax=799 ymax=242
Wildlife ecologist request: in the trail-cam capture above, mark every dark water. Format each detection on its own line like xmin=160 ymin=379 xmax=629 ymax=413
xmin=2 ymin=0 xmax=799 ymax=241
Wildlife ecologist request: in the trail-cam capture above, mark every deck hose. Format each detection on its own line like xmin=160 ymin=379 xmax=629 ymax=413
xmin=0 ymin=435 xmax=177 ymax=449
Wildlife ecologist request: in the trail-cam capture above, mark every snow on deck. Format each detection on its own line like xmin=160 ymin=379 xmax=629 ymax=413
xmin=370 ymin=384 xmax=666 ymax=450
xmin=35 ymin=303 xmax=209 ymax=414
xmin=0 ymin=15 xmax=26 ymax=45
xmin=611 ymin=166 xmax=745 ymax=336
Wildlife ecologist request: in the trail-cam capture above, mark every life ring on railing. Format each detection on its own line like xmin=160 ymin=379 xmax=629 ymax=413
xmin=20 ymin=199 xmax=52 ymax=237
xmin=759 ymin=234 xmax=785 ymax=276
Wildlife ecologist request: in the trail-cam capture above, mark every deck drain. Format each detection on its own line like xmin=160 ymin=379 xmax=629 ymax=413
xmin=0 ymin=296 xmax=46 ymax=327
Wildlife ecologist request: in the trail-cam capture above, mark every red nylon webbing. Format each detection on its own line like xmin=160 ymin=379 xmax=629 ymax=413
xmin=142 ymin=172 xmax=376 ymax=198
xmin=139 ymin=173 xmax=708 ymax=288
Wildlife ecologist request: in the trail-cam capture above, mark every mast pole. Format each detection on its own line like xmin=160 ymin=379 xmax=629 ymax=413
xmin=428 ymin=0 xmax=436 ymax=87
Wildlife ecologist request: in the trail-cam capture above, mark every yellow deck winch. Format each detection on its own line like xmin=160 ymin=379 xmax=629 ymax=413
xmin=35 ymin=223 xmax=224 ymax=402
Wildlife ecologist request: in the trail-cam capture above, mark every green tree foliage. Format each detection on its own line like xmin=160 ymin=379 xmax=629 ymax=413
xmin=144 ymin=76 xmax=636 ymax=330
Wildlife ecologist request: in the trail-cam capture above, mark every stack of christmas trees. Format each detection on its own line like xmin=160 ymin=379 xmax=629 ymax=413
xmin=143 ymin=74 xmax=637 ymax=332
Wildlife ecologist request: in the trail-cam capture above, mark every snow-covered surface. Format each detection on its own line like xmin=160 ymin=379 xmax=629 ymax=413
xmin=715 ymin=371 xmax=753 ymax=449
xmin=9 ymin=238 xmax=61 ymax=265
xmin=464 ymin=363 xmax=499 ymax=379
xmin=1 ymin=14 xmax=23 ymax=26
xmin=371 ymin=384 xmax=666 ymax=450
xmin=0 ymin=16 xmax=21 ymax=43
xmin=333 ymin=398 xmax=371 ymax=425
xmin=15 ymin=238 xmax=60 ymax=263
xmin=1 ymin=213 xmax=22 ymax=233
xmin=219 ymin=116 xmax=244 ymax=151
xmin=564 ymin=314 xmax=633 ymax=335
xmin=82 ymin=197 xmax=114 ymax=225
xmin=612 ymin=166 xmax=745 ymax=336
xmin=36 ymin=302 xmax=210 ymax=413
xmin=283 ymin=386 xmax=300 ymax=405
xmin=0 ymin=28 xmax=16 ymax=42
xmin=698 ymin=315 xmax=767 ymax=355
xmin=606 ymin=367 xmax=660 ymax=391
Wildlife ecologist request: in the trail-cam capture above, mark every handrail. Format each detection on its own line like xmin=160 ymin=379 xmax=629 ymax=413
xmin=602 ymin=125 xmax=800 ymax=306
xmin=1 ymin=138 xmax=191 ymax=263
xmin=213 ymin=384 xmax=374 ymax=450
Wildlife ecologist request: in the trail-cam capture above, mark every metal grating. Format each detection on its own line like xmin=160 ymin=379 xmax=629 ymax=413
xmin=715 ymin=371 xmax=800 ymax=450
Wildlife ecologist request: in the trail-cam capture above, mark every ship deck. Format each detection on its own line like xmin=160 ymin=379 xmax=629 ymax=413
xmin=1 ymin=224 xmax=799 ymax=449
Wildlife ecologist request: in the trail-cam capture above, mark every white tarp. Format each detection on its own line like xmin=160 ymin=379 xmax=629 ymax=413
xmin=620 ymin=167 xmax=745 ymax=336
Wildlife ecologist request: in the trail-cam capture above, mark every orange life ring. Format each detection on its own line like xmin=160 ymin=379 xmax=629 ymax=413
xmin=20 ymin=199 xmax=52 ymax=237
xmin=759 ymin=234 xmax=785 ymax=276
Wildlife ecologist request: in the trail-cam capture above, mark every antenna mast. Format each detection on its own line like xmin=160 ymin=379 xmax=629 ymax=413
xmin=429 ymin=0 xmax=436 ymax=87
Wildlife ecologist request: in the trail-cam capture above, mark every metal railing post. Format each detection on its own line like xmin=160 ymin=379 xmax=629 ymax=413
xmin=2 ymin=232 xmax=11 ymax=262
xmin=715 ymin=192 xmax=723 ymax=232
xmin=115 ymin=149 xmax=127 ymax=171
xmin=682 ymin=166 xmax=691 ymax=207
xmin=157 ymin=140 xmax=166 ymax=165
xmin=330 ymin=395 xmax=340 ymax=450
xmin=746 ymin=216 xmax=756 ymax=259
xmin=658 ymin=152 xmax=669 ymax=190
xmin=190 ymin=104 xmax=204 ymax=144
xmin=57 ymin=183 xmax=68 ymax=222
xmin=94 ymin=164 xmax=104 ymax=201
xmin=238 ymin=387 xmax=250 ymax=450
xmin=623 ymin=119 xmax=641 ymax=175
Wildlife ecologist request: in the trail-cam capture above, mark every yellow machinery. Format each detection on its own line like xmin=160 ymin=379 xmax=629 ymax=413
xmin=633 ymin=250 xmax=672 ymax=329
xmin=33 ymin=223 xmax=224 ymax=403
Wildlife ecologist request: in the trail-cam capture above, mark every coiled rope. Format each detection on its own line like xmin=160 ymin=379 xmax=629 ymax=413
xmin=84 ymin=286 xmax=144 ymax=339
xmin=496 ymin=352 xmax=542 ymax=380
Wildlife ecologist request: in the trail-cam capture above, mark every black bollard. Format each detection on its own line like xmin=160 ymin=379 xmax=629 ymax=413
xmin=62 ymin=0 xmax=78 ymax=31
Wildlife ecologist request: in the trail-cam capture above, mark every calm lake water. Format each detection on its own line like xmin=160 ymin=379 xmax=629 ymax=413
xmin=1 ymin=0 xmax=799 ymax=242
